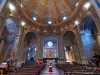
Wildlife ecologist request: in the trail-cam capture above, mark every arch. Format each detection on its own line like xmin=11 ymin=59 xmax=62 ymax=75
xmin=22 ymin=32 xmax=39 ymax=62
xmin=80 ymin=13 xmax=100 ymax=32
xmin=43 ymin=35 xmax=58 ymax=63
xmin=24 ymin=30 xmax=40 ymax=42
xmin=61 ymin=29 xmax=76 ymax=40
xmin=25 ymin=44 xmax=37 ymax=65
xmin=43 ymin=35 xmax=58 ymax=42
xmin=63 ymin=31 xmax=76 ymax=44
xmin=80 ymin=16 xmax=99 ymax=60
xmin=62 ymin=31 xmax=76 ymax=63
xmin=24 ymin=32 xmax=38 ymax=46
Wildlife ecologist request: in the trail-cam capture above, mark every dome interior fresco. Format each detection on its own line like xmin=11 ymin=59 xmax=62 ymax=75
xmin=19 ymin=0 xmax=79 ymax=25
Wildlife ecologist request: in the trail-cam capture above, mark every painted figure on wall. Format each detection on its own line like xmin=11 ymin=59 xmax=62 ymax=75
xmin=3 ymin=18 xmax=19 ymax=60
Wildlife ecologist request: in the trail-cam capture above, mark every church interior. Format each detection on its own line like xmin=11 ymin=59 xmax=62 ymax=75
xmin=0 ymin=0 xmax=100 ymax=75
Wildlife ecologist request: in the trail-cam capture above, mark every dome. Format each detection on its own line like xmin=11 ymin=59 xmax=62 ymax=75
xmin=17 ymin=0 xmax=80 ymax=26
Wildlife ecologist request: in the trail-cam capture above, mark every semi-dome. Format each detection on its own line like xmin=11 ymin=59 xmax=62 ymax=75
xmin=18 ymin=0 xmax=80 ymax=26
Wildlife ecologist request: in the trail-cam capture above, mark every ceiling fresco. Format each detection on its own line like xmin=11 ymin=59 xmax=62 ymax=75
xmin=20 ymin=0 xmax=79 ymax=25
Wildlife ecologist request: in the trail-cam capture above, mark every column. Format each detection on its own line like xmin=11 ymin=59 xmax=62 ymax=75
xmin=75 ymin=25 xmax=88 ymax=64
xmin=73 ymin=44 xmax=77 ymax=62
xmin=0 ymin=38 xmax=5 ymax=63
xmin=39 ymin=35 xmax=43 ymax=61
xmin=13 ymin=26 xmax=24 ymax=60
xmin=0 ymin=8 xmax=9 ymax=36
xmin=0 ymin=39 xmax=5 ymax=55
xmin=36 ymin=43 xmax=39 ymax=61
xmin=38 ymin=33 xmax=43 ymax=61
xmin=58 ymin=34 xmax=64 ymax=63
xmin=61 ymin=43 xmax=65 ymax=61
xmin=10 ymin=34 xmax=20 ymax=60
xmin=18 ymin=27 xmax=25 ymax=60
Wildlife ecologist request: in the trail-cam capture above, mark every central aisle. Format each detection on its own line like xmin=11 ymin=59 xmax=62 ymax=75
xmin=43 ymin=66 xmax=60 ymax=75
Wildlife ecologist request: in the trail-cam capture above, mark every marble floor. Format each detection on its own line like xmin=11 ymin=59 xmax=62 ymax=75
xmin=42 ymin=66 xmax=60 ymax=75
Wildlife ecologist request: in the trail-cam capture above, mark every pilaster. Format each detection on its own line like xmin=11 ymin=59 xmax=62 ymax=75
xmin=75 ymin=25 xmax=88 ymax=64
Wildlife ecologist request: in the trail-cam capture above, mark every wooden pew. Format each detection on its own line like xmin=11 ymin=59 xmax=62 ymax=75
xmin=8 ymin=64 xmax=46 ymax=75
xmin=56 ymin=63 xmax=100 ymax=75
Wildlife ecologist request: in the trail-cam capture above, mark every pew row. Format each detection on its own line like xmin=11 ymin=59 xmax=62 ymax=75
xmin=56 ymin=64 xmax=100 ymax=75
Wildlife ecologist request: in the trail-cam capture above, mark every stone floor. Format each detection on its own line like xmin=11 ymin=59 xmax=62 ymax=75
xmin=42 ymin=66 xmax=60 ymax=75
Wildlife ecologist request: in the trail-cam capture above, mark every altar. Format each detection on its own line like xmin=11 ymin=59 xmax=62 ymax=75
xmin=43 ymin=58 xmax=58 ymax=63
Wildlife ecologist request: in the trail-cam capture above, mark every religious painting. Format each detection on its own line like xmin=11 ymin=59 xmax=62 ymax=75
xmin=46 ymin=49 xmax=54 ymax=58
xmin=4 ymin=18 xmax=19 ymax=60
xmin=46 ymin=48 xmax=56 ymax=58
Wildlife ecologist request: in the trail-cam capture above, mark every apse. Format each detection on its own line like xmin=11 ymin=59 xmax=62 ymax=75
xmin=80 ymin=16 xmax=99 ymax=59
xmin=43 ymin=36 xmax=58 ymax=58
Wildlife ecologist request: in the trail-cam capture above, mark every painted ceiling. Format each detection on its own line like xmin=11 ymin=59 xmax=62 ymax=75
xmin=20 ymin=0 xmax=79 ymax=25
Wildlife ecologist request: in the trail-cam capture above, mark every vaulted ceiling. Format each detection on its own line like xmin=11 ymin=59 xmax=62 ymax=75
xmin=19 ymin=0 xmax=79 ymax=25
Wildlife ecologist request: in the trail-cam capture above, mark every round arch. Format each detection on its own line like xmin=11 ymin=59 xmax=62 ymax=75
xmin=63 ymin=31 xmax=76 ymax=44
xmin=23 ymin=32 xmax=38 ymax=64
xmin=80 ymin=16 xmax=99 ymax=60
xmin=43 ymin=35 xmax=58 ymax=63
xmin=25 ymin=44 xmax=37 ymax=65
xmin=24 ymin=30 xmax=40 ymax=42
xmin=62 ymin=31 xmax=76 ymax=63
xmin=80 ymin=13 xmax=100 ymax=32
xmin=24 ymin=32 xmax=38 ymax=46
